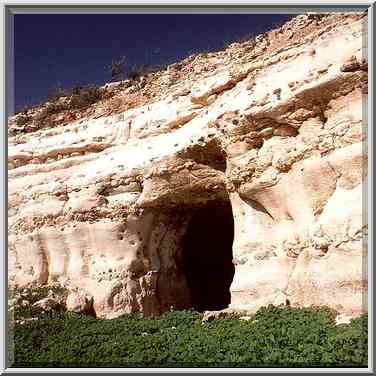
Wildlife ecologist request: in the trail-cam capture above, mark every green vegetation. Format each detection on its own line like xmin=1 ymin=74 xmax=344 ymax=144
xmin=11 ymin=286 xmax=68 ymax=320
xmin=12 ymin=83 xmax=114 ymax=135
xmin=15 ymin=114 xmax=31 ymax=126
xmin=12 ymin=303 xmax=367 ymax=368
xmin=68 ymin=85 xmax=106 ymax=110
xmin=127 ymin=65 xmax=146 ymax=81
xmin=107 ymin=55 xmax=148 ymax=82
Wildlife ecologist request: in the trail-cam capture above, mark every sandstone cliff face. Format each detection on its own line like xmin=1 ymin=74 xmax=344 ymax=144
xmin=8 ymin=13 xmax=368 ymax=318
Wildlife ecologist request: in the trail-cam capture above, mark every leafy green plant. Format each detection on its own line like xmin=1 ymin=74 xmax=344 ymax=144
xmin=12 ymin=303 xmax=368 ymax=368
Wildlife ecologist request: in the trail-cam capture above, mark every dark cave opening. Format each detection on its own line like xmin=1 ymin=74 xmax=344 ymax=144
xmin=182 ymin=201 xmax=235 ymax=312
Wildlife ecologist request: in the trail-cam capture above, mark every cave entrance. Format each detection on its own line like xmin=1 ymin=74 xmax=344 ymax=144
xmin=182 ymin=201 xmax=235 ymax=312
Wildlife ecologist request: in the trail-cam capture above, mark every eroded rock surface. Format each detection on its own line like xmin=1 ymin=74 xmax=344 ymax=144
xmin=8 ymin=13 xmax=367 ymax=318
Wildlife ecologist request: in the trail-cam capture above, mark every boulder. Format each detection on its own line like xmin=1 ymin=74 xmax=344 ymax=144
xmin=66 ymin=290 xmax=94 ymax=314
xmin=33 ymin=297 xmax=61 ymax=311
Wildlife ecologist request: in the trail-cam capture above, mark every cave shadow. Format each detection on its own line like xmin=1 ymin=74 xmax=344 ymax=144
xmin=182 ymin=202 xmax=235 ymax=312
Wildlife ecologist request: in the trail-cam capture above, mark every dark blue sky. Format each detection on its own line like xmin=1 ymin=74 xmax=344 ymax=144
xmin=14 ymin=13 xmax=293 ymax=112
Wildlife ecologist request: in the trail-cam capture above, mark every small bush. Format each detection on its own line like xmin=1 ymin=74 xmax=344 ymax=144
xmin=48 ymin=84 xmax=110 ymax=111
xmin=127 ymin=65 xmax=147 ymax=81
xmin=108 ymin=56 xmax=127 ymax=80
xmin=145 ymin=63 xmax=168 ymax=74
xmin=20 ymin=106 xmax=31 ymax=115
xmin=68 ymin=86 xmax=104 ymax=110
xmin=47 ymin=85 xmax=70 ymax=102
xmin=45 ymin=101 xmax=67 ymax=114
xmin=15 ymin=115 xmax=31 ymax=127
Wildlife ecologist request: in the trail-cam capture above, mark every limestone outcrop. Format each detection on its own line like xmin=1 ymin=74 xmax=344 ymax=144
xmin=8 ymin=13 xmax=367 ymax=319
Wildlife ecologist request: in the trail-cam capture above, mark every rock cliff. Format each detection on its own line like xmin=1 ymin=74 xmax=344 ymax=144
xmin=8 ymin=12 xmax=368 ymax=319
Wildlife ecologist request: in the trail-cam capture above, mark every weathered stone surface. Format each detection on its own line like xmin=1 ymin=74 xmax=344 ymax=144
xmin=201 ymin=310 xmax=228 ymax=322
xmin=66 ymin=290 xmax=94 ymax=314
xmin=32 ymin=296 xmax=61 ymax=312
xmin=8 ymin=13 xmax=367 ymax=319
